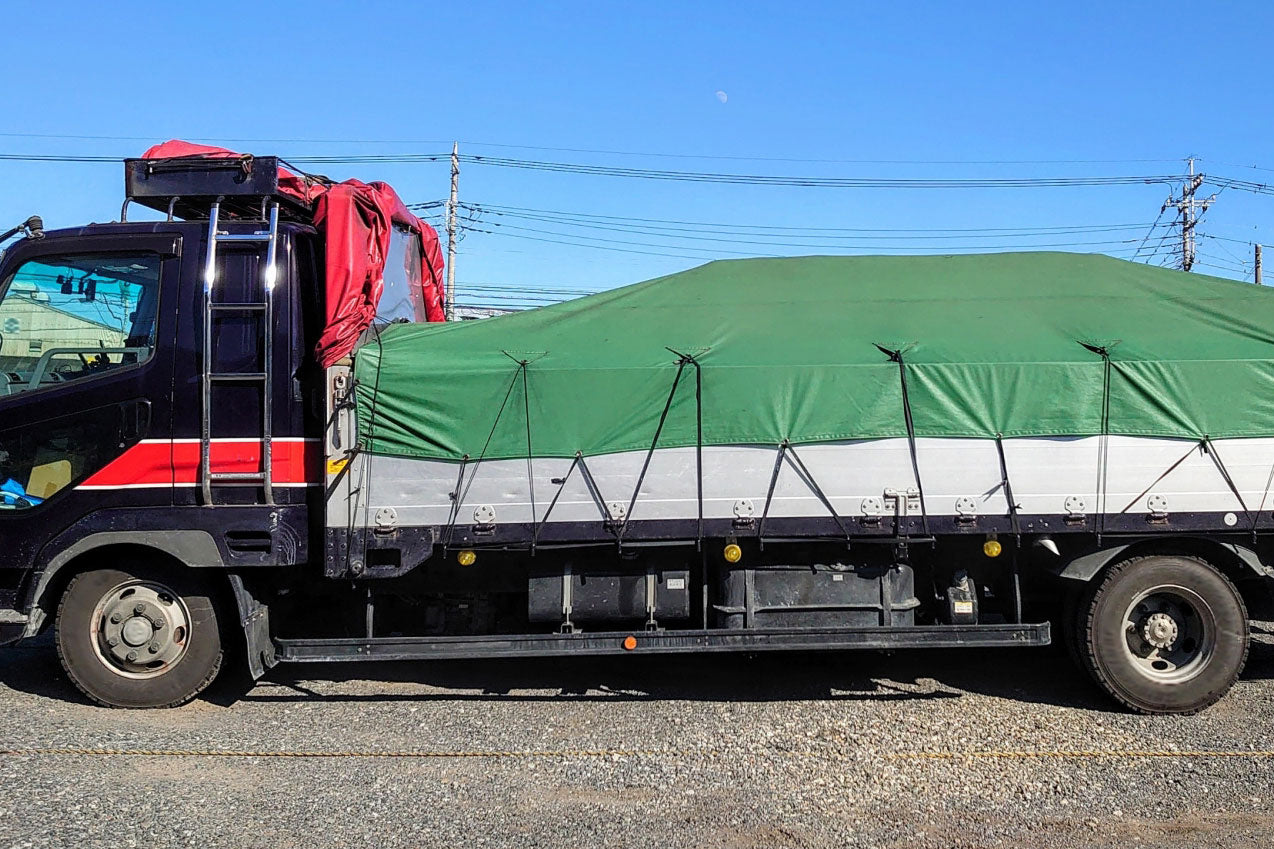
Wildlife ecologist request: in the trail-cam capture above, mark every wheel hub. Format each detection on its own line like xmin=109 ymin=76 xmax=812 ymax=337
xmin=1121 ymin=585 xmax=1215 ymax=685
xmin=94 ymin=582 xmax=190 ymax=678
xmin=1141 ymin=611 xmax=1179 ymax=650
xmin=120 ymin=616 xmax=153 ymax=647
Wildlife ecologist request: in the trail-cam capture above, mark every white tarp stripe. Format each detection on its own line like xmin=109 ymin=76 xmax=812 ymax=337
xmin=330 ymin=436 xmax=1274 ymax=528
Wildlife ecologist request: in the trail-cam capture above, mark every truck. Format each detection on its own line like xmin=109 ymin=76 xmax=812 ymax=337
xmin=1 ymin=146 xmax=1271 ymax=713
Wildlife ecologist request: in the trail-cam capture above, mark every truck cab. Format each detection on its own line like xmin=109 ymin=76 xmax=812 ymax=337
xmin=0 ymin=150 xmax=441 ymax=706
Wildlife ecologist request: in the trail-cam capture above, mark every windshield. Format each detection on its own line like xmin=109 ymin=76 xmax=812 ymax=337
xmin=0 ymin=252 xmax=161 ymax=396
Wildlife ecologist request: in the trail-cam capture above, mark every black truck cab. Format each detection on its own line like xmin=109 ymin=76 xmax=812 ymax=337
xmin=0 ymin=212 xmax=325 ymax=637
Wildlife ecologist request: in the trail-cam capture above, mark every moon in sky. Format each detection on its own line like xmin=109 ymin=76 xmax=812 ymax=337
xmin=715 ymin=90 xmax=728 ymax=104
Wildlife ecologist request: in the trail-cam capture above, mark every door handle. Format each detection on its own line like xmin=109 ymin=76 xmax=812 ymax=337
xmin=119 ymin=400 xmax=151 ymax=443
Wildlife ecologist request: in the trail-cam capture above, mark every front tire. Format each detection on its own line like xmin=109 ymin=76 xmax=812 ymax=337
xmin=1077 ymin=555 xmax=1248 ymax=714
xmin=55 ymin=565 xmax=224 ymax=708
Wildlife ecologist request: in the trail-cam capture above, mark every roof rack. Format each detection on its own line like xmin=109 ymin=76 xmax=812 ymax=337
xmin=123 ymin=155 xmax=314 ymax=223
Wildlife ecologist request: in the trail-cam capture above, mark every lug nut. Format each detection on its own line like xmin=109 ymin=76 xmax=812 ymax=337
xmin=151 ymin=618 xmax=164 ymax=629
xmin=106 ymin=637 xmax=119 ymax=648
xmin=134 ymin=604 xmax=145 ymax=615
xmin=125 ymin=650 xmax=138 ymax=662
xmin=109 ymin=613 xmax=122 ymax=624
xmin=148 ymin=643 xmax=160 ymax=654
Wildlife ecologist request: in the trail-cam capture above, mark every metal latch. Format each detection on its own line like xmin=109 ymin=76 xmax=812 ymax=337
xmin=954 ymin=496 xmax=978 ymax=526
xmin=1147 ymin=494 xmax=1169 ymax=522
xmin=883 ymin=487 xmax=922 ymax=517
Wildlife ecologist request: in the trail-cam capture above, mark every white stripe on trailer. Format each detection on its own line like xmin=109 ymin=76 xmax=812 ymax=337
xmin=327 ymin=436 xmax=1274 ymax=528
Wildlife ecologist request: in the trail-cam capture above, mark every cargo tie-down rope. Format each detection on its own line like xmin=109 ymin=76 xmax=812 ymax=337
xmin=4 ymin=746 xmax=1274 ymax=761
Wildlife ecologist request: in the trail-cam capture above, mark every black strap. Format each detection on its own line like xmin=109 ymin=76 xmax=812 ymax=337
xmin=994 ymin=434 xmax=1021 ymax=538
xmin=1081 ymin=343 xmax=1115 ymax=540
xmin=444 ymin=368 xmax=521 ymax=549
xmin=693 ymin=358 xmax=704 ymax=546
xmin=886 ymin=349 xmax=930 ymax=537
xmin=757 ymin=440 xmax=788 ymax=540
xmin=619 ymin=357 xmax=689 ymax=542
xmin=574 ymin=454 xmax=612 ymax=527
xmin=785 ymin=443 xmax=853 ymax=542
xmin=519 ymin=360 xmax=536 ymax=527
xmin=440 ymin=454 xmax=469 ymax=552
xmin=532 ymin=454 xmax=580 ymax=549
xmin=1203 ymin=437 xmax=1256 ymax=535
xmin=1117 ymin=440 xmax=1201 ymax=515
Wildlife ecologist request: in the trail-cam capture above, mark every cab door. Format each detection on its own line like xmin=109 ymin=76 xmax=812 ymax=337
xmin=0 ymin=230 xmax=182 ymax=572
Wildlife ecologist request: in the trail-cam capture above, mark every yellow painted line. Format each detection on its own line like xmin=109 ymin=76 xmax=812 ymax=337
xmin=4 ymin=747 xmax=1273 ymax=761
xmin=0 ymin=747 xmax=696 ymax=759
xmin=886 ymin=749 xmax=1274 ymax=760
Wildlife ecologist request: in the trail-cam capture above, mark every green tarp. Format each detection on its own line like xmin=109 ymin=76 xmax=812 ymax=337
xmin=353 ymin=252 xmax=1274 ymax=461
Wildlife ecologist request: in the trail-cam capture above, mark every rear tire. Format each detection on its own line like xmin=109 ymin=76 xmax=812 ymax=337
xmin=55 ymin=565 xmax=224 ymax=708
xmin=1077 ymin=555 xmax=1247 ymax=714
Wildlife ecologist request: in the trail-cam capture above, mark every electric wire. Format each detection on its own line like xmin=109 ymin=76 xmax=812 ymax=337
xmin=468 ymin=220 xmax=1147 ymax=254
xmin=460 ymin=202 xmax=1158 ymax=242
xmin=432 ymin=201 xmax=1160 ymax=236
xmin=444 ymin=156 xmax=1183 ymax=189
xmin=0 ymin=132 xmax=1189 ymax=166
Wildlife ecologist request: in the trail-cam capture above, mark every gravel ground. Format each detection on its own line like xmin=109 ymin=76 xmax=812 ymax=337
xmin=0 ymin=625 xmax=1271 ymax=848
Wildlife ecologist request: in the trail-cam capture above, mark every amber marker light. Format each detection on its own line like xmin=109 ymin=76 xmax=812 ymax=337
xmin=723 ymin=543 xmax=743 ymax=563
xmin=983 ymin=538 xmax=1002 ymax=558
xmin=622 ymin=635 xmax=638 ymax=651
xmin=456 ymin=549 xmax=477 ymax=566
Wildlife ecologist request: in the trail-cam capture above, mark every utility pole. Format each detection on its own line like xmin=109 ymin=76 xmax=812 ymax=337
xmin=444 ymin=142 xmax=459 ymax=320
xmin=1256 ymin=243 xmax=1263 ymax=286
xmin=1166 ymin=157 xmax=1216 ymax=272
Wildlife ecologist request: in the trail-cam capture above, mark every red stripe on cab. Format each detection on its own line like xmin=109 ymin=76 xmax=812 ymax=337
xmin=79 ymin=439 xmax=321 ymax=488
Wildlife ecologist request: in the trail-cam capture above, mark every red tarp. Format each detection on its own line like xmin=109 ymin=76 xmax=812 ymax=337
xmin=141 ymin=141 xmax=446 ymax=367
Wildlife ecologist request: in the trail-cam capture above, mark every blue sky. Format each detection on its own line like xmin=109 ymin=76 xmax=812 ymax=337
xmin=1 ymin=1 xmax=1271 ymax=304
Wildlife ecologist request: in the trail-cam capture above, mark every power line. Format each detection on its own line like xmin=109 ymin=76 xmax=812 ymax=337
xmin=458 ymin=282 xmax=603 ymax=296
xmin=0 ymin=132 xmax=1188 ymax=166
xmin=1 ymin=150 xmax=1185 ymax=193
xmin=1208 ymin=161 xmax=1274 ymax=175
xmin=1141 ymin=224 xmax=1180 ymax=265
xmin=0 ymin=153 xmax=119 ymax=162
xmin=461 ymin=227 xmax=718 ymax=260
xmin=448 ymin=156 xmax=1182 ymax=189
xmin=1130 ymin=206 xmax=1170 ymax=262
xmin=467 ymin=205 xmax=1155 ymax=247
xmin=1200 ymin=233 xmax=1264 ymax=246
xmin=467 ymin=219 xmax=1147 ymax=254
xmin=1193 ymin=251 xmax=1247 ymax=275
xmin=1206 ymin=175 xmax=1274 ymax=196
xmin=457 ymin=201 xmax=1155 ymax=238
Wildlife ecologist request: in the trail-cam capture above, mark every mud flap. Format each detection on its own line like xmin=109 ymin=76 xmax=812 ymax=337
xmin=227 ymin=574 xmax=276 ymax=679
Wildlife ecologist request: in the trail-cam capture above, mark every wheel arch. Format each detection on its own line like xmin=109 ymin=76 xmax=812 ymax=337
xmin=24 ymin=531 xmax=225 ymax=634
xmin=1058 ymin=536 xmax=1272 ymax=617
xmin=24 ymin=531 xmax=278 ymax=681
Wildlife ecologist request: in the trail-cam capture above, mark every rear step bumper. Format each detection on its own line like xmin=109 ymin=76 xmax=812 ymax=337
xmin=276 ymin=623 xmax=1051 ymax=663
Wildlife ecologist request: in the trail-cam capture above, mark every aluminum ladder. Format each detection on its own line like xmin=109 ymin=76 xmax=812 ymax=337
xmin=200 ymin=199 xmax=279 ymax=505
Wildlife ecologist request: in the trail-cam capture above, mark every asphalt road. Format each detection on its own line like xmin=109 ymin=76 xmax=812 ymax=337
xmin=0 ymin=626 xmax=1272 ymax=848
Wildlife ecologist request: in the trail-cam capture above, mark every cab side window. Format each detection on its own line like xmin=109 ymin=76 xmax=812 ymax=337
xmin=0 ymin=408 xmax=132 ymax=509
xmin=0 ymin=253 xmax=161 ymax=397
